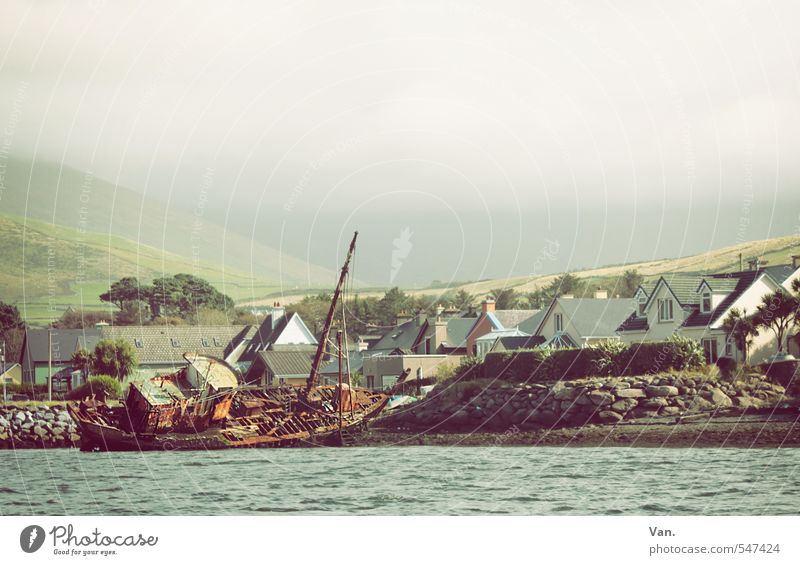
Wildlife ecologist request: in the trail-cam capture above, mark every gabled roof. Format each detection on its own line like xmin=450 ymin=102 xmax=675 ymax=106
xmin=99 ymin=325 xmax=252 ymax=365
xmin=653 ymin=274 xmax=707 ymax=306
xmin=683 ymin=270 xmax=774 ymax=328
xmin=763 ymin=264 xmax=799 ymax=286
xmin=517 ymin=310 xmax=545 ymax=334
xmin=696 ymin=275 xmax=739 ymax=294
xmin=21 ymin=328 xmax=100 ymax=364
xmin=369 ymin=318 xmax=426 ymax=352
xmin=493 ymin=309 xmax=540 ymax=329
xmin=439 ymin=317 xmax=476 ymax=348
xmin=540 ymin=331 xmax=578 ymax=349
xmin=255 ymin=350 xmax=314 ymax=377
xmin=239 ymin=312 xmax=316 ymax=362
xmin=536 ymin=298 xmax=634 ymax=339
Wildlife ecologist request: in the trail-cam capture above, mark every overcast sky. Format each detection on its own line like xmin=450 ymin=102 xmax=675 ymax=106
xmin=1 ymin=0 xmax=799 ymax=287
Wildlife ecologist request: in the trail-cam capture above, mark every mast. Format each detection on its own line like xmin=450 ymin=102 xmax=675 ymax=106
xmin=305 ymin=231 xmax=358 ymax=391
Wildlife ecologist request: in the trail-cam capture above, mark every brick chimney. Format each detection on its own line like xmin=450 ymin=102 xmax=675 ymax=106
xmin=481 ymin=297 xmax=496 ymax=314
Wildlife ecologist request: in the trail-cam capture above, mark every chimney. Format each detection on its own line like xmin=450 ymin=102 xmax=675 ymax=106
xmin=793 ymin=255 xmax=800 ymax=269
xmin=593 ymin=289 xmax=608 ymax=299
xmin=481 ymin=297 xmax=496 ymax=314
xmin=433 ymin=317 xmax=448 ymax=350
xmin=435 ymin=304 xmax=444 ymax=317
xmin=356 ymin=338 xmax=368 ymax=352
xmin=95 ymin=320 xmax=110 ymax=329
xmin=395 ymin=310 xmax=412 ymax=325
xmin=271 ymin=302 xmax=285 ymax=330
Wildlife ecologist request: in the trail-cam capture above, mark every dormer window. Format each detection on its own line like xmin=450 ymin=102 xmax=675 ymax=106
xmin=171 ymin=338 xmax=181 ymax=348
xmin=201 ymin=338 xmax=210 ymax=347
xmin=701 ymin=292 xmax=712 ymax=313
xmin=657 ymin=298 xmax=674 ymax=322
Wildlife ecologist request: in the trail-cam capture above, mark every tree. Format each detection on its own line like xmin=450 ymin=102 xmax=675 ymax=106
xmin=545 ymin=272 xmax=584 ymax=299
xmin=376 ymin=287 xmax=410 ymax=326
xmin=489 ymin=288 xmax=519 ymax=309
xmin=753 ymin=289 xmax=800 ymax=354
xmin=91 ymin=339 xmax=138 ymax=380
xmin=451 ymin=289 xmax=474 ymax=310
xmin=616 ymin=269 xmax=644 ymax=298
xmin=722 ymin=307 xmax=759 ymax=364
xmin=100 ymin=277 xmax=145 ymax=311
xmin=71 ymin=349 xmax=95 ymax=382
xmin=0 ymin=301 xmax=24 ymax=334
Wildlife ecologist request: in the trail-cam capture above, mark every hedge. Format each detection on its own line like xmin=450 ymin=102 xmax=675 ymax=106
xmin=483 ymin=337 xmax=706 ymax=382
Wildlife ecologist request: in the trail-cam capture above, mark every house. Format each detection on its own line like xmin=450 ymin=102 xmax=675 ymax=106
xmin=244 ymin=350 xmax=315 ymax=387
xmin=19 ymin=328 xmax=100 ymax=385
xmin=533 ymin=296 xmax=634 ymax=348
xmin=617 ymin=261 xmax=800 ymax=364
xmin=1 ymin=362 xmax=22 ymax=385
xmin=368 ymin=310 xmax=476 ymax=357
xmin=475 ymin=328 xmax=532 ymax=358
xmin=464 ymin=298 xmax=541 ymax=356
xmin=237 ymin=303 xmax=318 ymax=367
xmin=361 ymin=348 xmax=454 ymax=391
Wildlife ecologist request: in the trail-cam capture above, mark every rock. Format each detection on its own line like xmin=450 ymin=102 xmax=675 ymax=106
xmin=70 ymin=433 xmax=81 ymax=443
xmin=660 ymin=406 xmax=681 ymax=417
xmin=33 ymin=425 xmax=47 ymax=438
xmin=734 ymin=396 xmax=761 ymax=410
xmin=642 ymin=397 xmax=669 ymax=408
xmin=615 ymin=388 xmax=646 ymax=399
xmin=451 ymin=410 xmax=469 ymax=423
xmin=611 ymin=398 xmax=638 ymax=412
xmin=588 ymin=391 xmax=614 ymax=406
xmin=612 ymin=382 xmax=630 ymax=390
xmin=709 ymin=388 xmax=733 ymax=408
xmin=575 ymin=393 xmax=593 ymax=405
xmin=687 ymin=397 xmax=714 ymax=412
xmin=42 ymin=412 xmax=55 ymax=421
xmin=597 ymin=410 xmax=624 ymax=423
xmin=14 ymin=411 xmax=25 ymax=421
xmin=646 ymin=385 xmax=679 ymax=397
xmin=532 ymin=410 xmax=558 ymax=426
xmin=52 ymin=426 xmax=65 ymax=436
xmin=553 ymin=387 xmax=575 ymax=400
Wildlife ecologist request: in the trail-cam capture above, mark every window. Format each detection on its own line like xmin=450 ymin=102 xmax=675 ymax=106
xmin=201 ymin=338 xmax=210 ymax=347
xmin=366 ymin=375 xmax=375 ymax=389
xmin=134 ymin=338 xmax=143 ymax=348
xmin=725 ymin=339 xmax=733 ymax=357
xmin=657 ymin=299 xmax=674 ymax=322
xmin=213 ymin=337 xmax=222 ymax=347
xmin=701 ymin=292 xmax=712 ymax=313
xmin=170 ymin=338 xmax=181 ymax=348
xmin=702 ymin=339 xmax=718 ymax=363
xmin=638 ymin=296 xmax=647 ymax=317
xmin=554 ymin=313 xmax=563 ymax=332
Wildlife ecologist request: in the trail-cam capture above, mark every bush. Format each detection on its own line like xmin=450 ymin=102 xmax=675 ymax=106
xmin=715 ymin=356 xmax=738 ymax=381
xmin=616 ymin=336 xmax=705 ymax=375
xmin=483 ymin=349 xmax=551 ymax=382
xmin=64 ymin=375 xmax=123 ymax=401
xmin=588 ymin=340 xmax=628 ymax=376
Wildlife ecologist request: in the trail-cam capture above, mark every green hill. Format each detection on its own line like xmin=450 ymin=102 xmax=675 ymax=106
xmin=0 ymin=214 xmax=282 ymax=325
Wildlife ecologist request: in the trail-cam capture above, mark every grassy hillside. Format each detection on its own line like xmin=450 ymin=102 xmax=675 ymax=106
xmin=0 ymin=214 xmax=282 ymax=325
xmin=241 ymin=233 xmax=800 ymax=307
xmin=0 ymin=158 xmax=335 ymax=286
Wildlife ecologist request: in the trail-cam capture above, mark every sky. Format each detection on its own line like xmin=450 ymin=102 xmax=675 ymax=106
xmin=1 ymin=0 xmax=799 ymax=287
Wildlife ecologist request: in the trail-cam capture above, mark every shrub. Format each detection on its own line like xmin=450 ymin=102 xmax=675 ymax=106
xmin=715 ymin=356 xmax=738 ymax=381
xmin=617 ymin=336 xmax=705 ymax=375
xmin=483 ymin=349 xmax=550 ymax=382
xmin=64 ymin=375 xmax=123 ymax=401
xmin=588 ymin=340 xmax=628 ymax=376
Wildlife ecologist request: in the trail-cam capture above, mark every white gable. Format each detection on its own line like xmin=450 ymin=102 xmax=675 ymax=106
xmin=274 ymin=315 xmax=318 ymax=345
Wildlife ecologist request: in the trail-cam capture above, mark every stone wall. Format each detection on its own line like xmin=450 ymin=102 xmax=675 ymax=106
xmin=0 ymin=404 xmax=80 ymax=448
xmin=381 ymin=373 xmax=789 ymax=431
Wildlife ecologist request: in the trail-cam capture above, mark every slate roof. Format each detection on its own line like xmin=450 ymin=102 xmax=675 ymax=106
xmin=548 ymin=298 xmax=636 ymax=338
xmin=763 ymin=264 xmax=798 ymax=285
xmin=99 ymin=325 xmax=253 ymax=365
xmin=21 ymin=328 xmax=100 ymax=364
xmin=493 ymin=309 xmax=539 ymax=329
xmin=441 ymin=317 xmax=476 ymax=348
xmin=683 ymin=270 xmax=764 ymax=328
xmin=517 ymin=310 xmax=545 ymax=334
xmin=657 ymin=274 xmax=707 ymax=306
xmin=617 ymin=312 xmax=649 ymax=333
xmin=490 ymin=335 xmax=546 ymax=352
xmin=256 ymin=350 xmax=314 ymax=377
xmin=370 ymin=318 xmax=426 ymax=352
xmin=321 ymin=351 xmax=364 ymax=376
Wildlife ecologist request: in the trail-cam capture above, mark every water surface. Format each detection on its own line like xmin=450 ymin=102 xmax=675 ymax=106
xmin=1 ymin=447 xmax=798 ymax=515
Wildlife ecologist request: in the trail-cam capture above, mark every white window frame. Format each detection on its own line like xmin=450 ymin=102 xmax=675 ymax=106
xmin=657 ymin=298 xmax=674 ymax=322
xmin=554 ymin=313 xmax=563 ymax=332
xmin=638 ymin=295 xmax=647 ymax=317
xmin=701 ymin=292 xmax=712 ymax=313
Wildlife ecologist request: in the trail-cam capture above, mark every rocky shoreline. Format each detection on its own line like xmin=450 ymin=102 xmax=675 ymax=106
xmin=0 ymin=403 xmax=81 ymax=449
xmin=377 ymin=373 xmax=792 ymax=432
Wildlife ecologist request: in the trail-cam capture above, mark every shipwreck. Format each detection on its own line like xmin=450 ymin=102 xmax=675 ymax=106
xmin=67 ymin=232 xmax=389 ymax=450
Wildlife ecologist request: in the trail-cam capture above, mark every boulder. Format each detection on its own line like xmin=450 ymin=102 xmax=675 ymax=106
xmin=709 ymin=388 xmax=733 ymax=408
xmin=615 ymin=388 xmax=646 ymax=399
xmin=646 ymin=385 xmax=679 ymax=397
xmin=642 ymin=397 xmax=669 ymax=408
xmin=660 ymin=406 xmax=681 ymax=417
xmin=597 ymin=410 xmax=624 ymax=423
xmin=588 ymin=391 xmax=614 ymax=406
xmin=611 ymin=398 xmax=638 ymax=412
